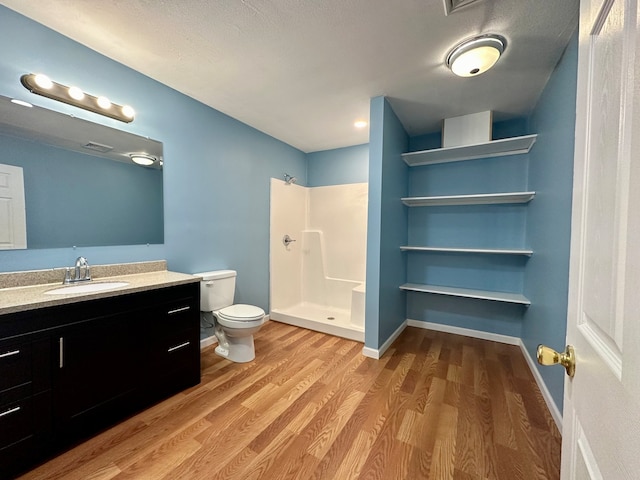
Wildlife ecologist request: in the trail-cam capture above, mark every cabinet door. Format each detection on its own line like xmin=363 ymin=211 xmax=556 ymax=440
xmin=53 ymin=311 xmax=143 ymax=439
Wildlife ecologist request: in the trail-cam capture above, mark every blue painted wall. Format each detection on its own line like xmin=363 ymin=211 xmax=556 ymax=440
xmin=523 ymin=31 xmax=578 ymax=411
xmin=405 ymin=119 xmax=532 ymax=338
xmin=307 ymin=143 xmax=368 ymax=187
xmin=365 ymin=97 xmax=408 ymax=349
xmin=0 ymin=7 xmax=306 ymax=311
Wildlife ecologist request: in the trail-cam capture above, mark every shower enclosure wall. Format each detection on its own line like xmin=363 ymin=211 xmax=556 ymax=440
xmin=270 ymin=178 xmax=367 ymax=341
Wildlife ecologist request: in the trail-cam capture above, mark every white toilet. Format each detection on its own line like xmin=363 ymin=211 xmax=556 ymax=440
xmin=196 ymin=270 xmax=265 ymax=363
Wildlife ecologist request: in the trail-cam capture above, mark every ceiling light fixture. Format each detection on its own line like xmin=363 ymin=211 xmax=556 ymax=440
xmin=354 ymin=120 xmax=368 ymax=129
xmin=446 ymin=34 xmax=506 ymax=77
xmin=20 ymin=73 xmax=135 ymax=123
xmin=130 ymin=154 xmax=157 ymax=166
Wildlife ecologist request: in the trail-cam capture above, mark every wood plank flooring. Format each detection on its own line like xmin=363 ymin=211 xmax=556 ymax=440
xmin=18 ymin=321 xmax=561 ymax=480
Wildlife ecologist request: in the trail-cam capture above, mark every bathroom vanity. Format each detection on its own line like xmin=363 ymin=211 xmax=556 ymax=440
xmin=0 ymin=262 xmax=200 ymax=479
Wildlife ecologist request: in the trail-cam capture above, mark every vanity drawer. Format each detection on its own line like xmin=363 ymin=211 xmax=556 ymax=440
xmin=0 ymin=397 xmax=34 ymax=450
xmin=0 ymin=339 xmax=31 ymax=394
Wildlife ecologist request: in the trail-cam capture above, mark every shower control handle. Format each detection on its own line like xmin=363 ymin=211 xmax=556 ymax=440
xmin=283 ymin=235 xmax=297 ymax=247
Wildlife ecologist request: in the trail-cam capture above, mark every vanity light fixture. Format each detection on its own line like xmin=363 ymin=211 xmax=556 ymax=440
xmin=130 ymin=153 xmax=157 ymax=166
xmin=446 ymin=34 xmax=506 ymax=77
xmin=20 ymin=73 xmax=135 ymax=123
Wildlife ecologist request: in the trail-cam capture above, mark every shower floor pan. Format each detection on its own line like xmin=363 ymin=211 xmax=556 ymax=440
xmin=270 ymin=302 xmax=364 ymax=342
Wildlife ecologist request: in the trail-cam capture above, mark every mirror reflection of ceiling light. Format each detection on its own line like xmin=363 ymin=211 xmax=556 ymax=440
xmin=446 ymin=34 xmax=506 ymax=77
xmin=20 ymin=73 xmax=135 ymax=123
xmin=11 ymin=98 xmax=33 ymax=108
xmin=130 ymin=154 xmax=157 ymax=166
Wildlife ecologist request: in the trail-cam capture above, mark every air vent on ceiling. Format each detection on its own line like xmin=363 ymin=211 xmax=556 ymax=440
xmin=83 ymin=141 xmax=113 ymax=153
xmin=443 ymin=0 xmax=482 ymax=16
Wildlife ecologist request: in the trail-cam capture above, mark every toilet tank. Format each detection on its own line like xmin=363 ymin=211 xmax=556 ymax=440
xmin=195 ymin=270 xmax=237 ymax=312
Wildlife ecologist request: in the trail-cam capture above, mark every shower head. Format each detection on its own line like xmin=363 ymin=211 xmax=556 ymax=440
xmin=284 ymin=173 xmax=296 ymax=185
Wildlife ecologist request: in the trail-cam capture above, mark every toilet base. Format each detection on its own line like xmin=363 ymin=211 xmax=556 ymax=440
xmin=214 ymin=335 xmax=256 ymax=363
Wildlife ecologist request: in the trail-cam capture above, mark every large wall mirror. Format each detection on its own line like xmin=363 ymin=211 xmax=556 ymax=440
xmin=0 ymin=95 xmax=163 ymax=249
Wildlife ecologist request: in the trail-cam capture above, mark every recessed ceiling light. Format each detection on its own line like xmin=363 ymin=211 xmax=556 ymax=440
xmin=446 ymin=34 xmax=506 ymax=77
xmin=354 ymin=120 xmax=368 ymax=129
xmin=11 ymin=99 xmax=33 ymax=108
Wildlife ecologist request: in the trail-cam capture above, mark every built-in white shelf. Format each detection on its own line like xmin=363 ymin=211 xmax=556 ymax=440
xmin=401 ymin=191 xmax=536 ymax=207
xmin=400 ymin=283 xmax=531 ymax=306
xmin=400 ymin=246 xmax=533 ymax=256
xmin=401 ymin=134 xmax=538 ymax=167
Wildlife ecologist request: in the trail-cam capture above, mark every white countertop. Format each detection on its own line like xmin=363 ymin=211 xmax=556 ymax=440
xmin=0 ymin=270 xmax=200 ymax=315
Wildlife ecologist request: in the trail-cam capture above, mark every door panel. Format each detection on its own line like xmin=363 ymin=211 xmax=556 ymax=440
xmin=563 ymin=0 xmax=640 ymax=477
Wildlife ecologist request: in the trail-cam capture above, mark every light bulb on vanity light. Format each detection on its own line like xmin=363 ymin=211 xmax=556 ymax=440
xmin=121 ymin=105 xmax=135 ymax=119
xmin=97 ymin=96 xmax=111 ymax=109
xmin=34 ymin=74 xmax=53 ymax=89
xmin=68 ymin=86 xmax=85 ymax=101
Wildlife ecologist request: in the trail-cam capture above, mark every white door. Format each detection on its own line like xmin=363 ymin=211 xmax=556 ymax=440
xmin=560 ymin=0 xmax=640 ymax=477
xmin=0 ymin=163 xmax=27 ymax=250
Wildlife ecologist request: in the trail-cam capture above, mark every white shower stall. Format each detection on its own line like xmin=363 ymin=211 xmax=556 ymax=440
xmin=269 ymin=178 xmax=367 ymax=341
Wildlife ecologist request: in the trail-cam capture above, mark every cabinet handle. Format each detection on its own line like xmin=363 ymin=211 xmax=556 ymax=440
xmin=0 ymin=406 xmax=20 ymax=418
xmin=59 ymin=337 xmax=64 ymax=368
xmin=167 ymin=341 xmax=190 ymax=353
xmin=0 ymin=349 xmax=20 ymax=359
xmin=167 ymin=306 xmax=190 ymax=315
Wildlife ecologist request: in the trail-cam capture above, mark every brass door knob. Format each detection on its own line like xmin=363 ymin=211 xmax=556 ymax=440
xmin=537 ymin=344 xmax=576 ymax=378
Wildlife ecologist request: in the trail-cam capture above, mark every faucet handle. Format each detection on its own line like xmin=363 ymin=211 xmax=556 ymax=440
xmin=84 ymin=265 xmax=91 ymax=281
xmin=63 ymin=267 xmax=71 ymax=284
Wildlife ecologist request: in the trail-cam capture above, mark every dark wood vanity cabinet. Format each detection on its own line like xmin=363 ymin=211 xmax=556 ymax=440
xmin=0 ymin=282 xmax=200 ymax=479
xmin=0 ymin=335 xmax=51 ymax=478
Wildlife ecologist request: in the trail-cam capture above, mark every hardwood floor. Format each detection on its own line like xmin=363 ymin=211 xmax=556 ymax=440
xmin=18 ymin=321 xmax=561 ymax=479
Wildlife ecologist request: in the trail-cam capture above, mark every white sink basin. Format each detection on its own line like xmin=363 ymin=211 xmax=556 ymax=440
xmin=44 ymin=281 xmax=129 ymax=295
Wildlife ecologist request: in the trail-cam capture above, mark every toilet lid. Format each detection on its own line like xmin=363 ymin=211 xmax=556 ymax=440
xmin=218 ymin=304 xmax=265 ymax=321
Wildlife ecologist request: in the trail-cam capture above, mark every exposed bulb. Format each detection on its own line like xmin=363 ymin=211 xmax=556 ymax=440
xmin=68 ymin=86 xmax=85 ymax=100
xmin=97 ymin=96 xmax=111 ymax=109
xmin=34 ymin=74 xmax=53 ymax=89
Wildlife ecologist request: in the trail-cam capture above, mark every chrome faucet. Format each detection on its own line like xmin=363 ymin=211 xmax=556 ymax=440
xmin=63 ymin=256 xmax=91 ymax=284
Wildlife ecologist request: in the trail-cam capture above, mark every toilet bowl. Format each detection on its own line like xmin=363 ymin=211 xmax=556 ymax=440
xmin=195 ymin=270 xmax=265 ymax=363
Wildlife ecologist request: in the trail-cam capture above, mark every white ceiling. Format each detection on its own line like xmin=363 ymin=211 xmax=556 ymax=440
xmin=1 ymin=0 xmax=579 ymax=153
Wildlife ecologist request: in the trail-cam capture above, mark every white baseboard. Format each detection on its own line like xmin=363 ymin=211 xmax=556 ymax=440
xmin=517 ymin=339 xmax=563 ymax=429
xmin=362 ymin=320 xmax=408 ymax=359
xmin=407 ymin=319 xmax=522 ymax=345
xmin=200 ymin=336 xmax=218 ymax=350
xmin=406 ymin=319 xmax=562 ymax=430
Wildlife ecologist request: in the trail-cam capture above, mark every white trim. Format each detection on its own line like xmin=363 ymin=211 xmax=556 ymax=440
xmin=200 ymin=336 xmax=218 ymax=350
xmin=406 ymin=319 xmax=562 ymax=430
xmin=407 ymin=319 xmax=520 ymax=345
xmin=362 ymin=320 xmax=408 ymax=359
xmin=517 ymin=338 xmax=563 ymax=429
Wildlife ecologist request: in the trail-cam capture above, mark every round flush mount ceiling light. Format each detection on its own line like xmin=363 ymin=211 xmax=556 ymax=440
xmin=446 ymin=34 xmax=506 ymax=77
xmin=354 ymin=120 xmax=368 ymax=129
xmin=130 ymin=154 xmax=156 ymax=166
